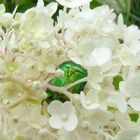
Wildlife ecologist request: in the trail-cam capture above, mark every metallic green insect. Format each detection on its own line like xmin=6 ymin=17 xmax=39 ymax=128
xmin=45 ymin=61 xmax=88 ymax=103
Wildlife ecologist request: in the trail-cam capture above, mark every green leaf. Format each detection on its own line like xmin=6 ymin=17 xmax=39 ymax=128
xmin=90 ymin=0 xmax=101 ymax=9
xmin=3 ymin=0 xmax=15 ymax=12
xmin=44 ymin=0 xmax=55 ymax=3
xmin=123 ymin=0 xmax=131 ymax=25
xmin=112 ymin=75 xmax=123 ymax=90
xmin=129 ymin=113 xmax=139 ymax=122
xmin=1 ymin=0 xmax=39 ymax=13
xmin=17 ymin=0 xmax=36 ymax=13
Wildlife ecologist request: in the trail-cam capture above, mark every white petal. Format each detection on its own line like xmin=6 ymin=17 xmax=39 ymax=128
xmin=125 ymin=75 xmax=140 ymax=96
xmin=124 ymin=25 xmax=140 ymax=44
xmin=128 ymin=97 xmax=140 ymax=111
xmin=64 ymin=114 xmax=78 ymax=131
xmin=45 ymin=2 xmax=58 ymax=17
xmin=47 ymin=100 xmax=63 ymax=115
xmin=80 ymin=91 xmax=100 ymax=110
xmin=107 ymin=94 xmax=127 ymax=113
xmin=88 ymin=67 xmax=102 ymax=83
xmin=119 ymin=81 xmax=126 ymax=93
xmin=80 ymin=91 xmax=86 ymax=107
xmin=84 ymin=103 xmax=100 ymax=110
xmin=49 ymin=115 xmax=64 ymax=129
xmin=68 ymin=50 xmax=82 ymax=65
xmin=37 ymin=0 xmax=44 ymax=7
xmin=117 ymin=95 xmax=127 ymax=113
xmin=63 ymin=101 xmax=76 ymax=115
xmin=118 ymin=14 xmax=124 ymax=26
xmin=0 ymin=4 xmax=5 ymax=13
xmin=88 ymin=82 xmax=101 ymax=91
xmin=0 ymin=13 xmax=13 ymax=27
xmin=0 ymin=41 xmax=5 ymax=52
xmin=56 ymin=0 xmax=92 ymax=8
xmin=91 ymin=47 xmax=112 ymax=66
xmin=27 ymin=105 xmax=48 ymax=128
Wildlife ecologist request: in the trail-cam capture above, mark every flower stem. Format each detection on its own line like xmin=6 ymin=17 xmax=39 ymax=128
xmin=65 ymin=77 xmax=88 ymax=90
xmin=44 ymin=83 xmax=72 ymax=98
xmin=5 ymin=94 xmax=29 ymax=110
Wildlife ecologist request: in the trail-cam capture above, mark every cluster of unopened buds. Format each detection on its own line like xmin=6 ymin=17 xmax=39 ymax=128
xmin=0 ymin=0 xmax=140 ymax=139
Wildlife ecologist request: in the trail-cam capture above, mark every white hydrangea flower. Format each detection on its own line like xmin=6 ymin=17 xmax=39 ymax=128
xmin=47 ymin=100 xmax=78 ymax=131
xmin=15 ymin=11 xmax=54 ymax=43
xmin=1 ymin=0 xmax=140 ymax=139
xmin=13 ymin=2 xmax=58 ymax=50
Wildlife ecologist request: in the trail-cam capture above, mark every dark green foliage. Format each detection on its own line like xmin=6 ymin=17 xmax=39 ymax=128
xmin=1 ymin=0 xmax=48 ymax=13
xmin=130 ymin=0 xmax=140 ymax=26
xmin=90 ymin=0 xmax=101 ymax=9
xmin=3 ymin=0 xmax=15 ymax=12
xmin=17 ymin=0 xmax=36 ymax=13
xmin=1 ymin=0 xmax=36 ymax=13
xmin=112 ymin=75 xmax=123 ymax=91
xmin=129 ymin=113 xmax=139 ymax=122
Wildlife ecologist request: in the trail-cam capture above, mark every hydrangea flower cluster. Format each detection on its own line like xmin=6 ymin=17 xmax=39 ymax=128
xmin=0 ymin=0 xmax=140 ymax=139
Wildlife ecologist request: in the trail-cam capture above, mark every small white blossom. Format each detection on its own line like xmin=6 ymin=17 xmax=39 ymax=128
xmin=47 ymin=100 xmax=78 ymax=131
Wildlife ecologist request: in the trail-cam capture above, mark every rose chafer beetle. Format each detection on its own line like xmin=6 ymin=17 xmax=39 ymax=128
xmin=45 ymin=61 xmax=88 ymax=103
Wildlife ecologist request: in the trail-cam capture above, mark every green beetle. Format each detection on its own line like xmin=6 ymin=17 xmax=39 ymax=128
xmin=45 ymin=61 xmax=88 ymax=103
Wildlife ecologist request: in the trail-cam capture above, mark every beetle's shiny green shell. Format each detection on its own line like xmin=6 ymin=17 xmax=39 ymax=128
xmin=45 ymin=61 xmax=87 ymax=103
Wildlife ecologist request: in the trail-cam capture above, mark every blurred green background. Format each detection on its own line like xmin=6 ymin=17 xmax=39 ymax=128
xmin=0 ymin=0 xmax=140 ymax=27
